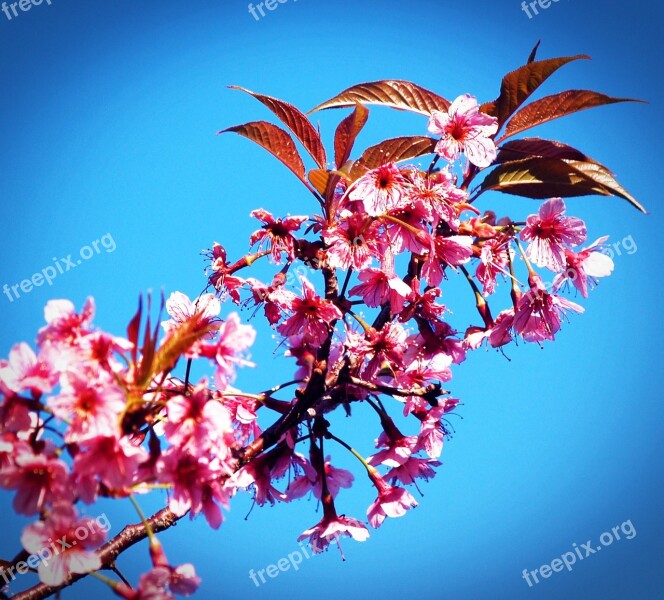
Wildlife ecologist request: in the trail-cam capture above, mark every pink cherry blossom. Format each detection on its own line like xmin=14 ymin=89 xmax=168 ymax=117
xmin=366 ymin=468 xmax=418 ymax=528
xmin=476 ymin=237 xmax=511 ymax=295
xmin=21 ymin=503 xmax=106 ymax=586
xmin=553 ymin=236 xmax=614 ymax=297
xmin=73 ymin=435 xmax=148 ymax=501
xmin=287 ymin=455 xmax=354 ymax=501
xmin=47 ymin=367 xmax=125 ymax=443
xmin=421 ymin=235 xmax=473 ymax=286
xmin=520 ymin=198 xmax=587 ymax=271
xmin=164 ymin=384 xmax=233 ymax=456
xmin=514 ymin=274 xmax=584 ymax=342
xmin=367 ymin=431 xmax=419 ymax=468
xmin=245 ymin=274 xmax=297 ymax=325
xmin=277 ymin=277 xmax=342 ymax=346
xmin=0 ymin=342 xmax=58 ymax=395
xmin=324 ymin=213 xmax=380 ymax=270
xmin=427 ymin=94 xmax=499 ymax=167
xmin=383 ymin=201 xmax=431 ymax=254
xmin=157 ymin=448 xmax=231 ymax=529
xmin=249 ymin=209 xmax=308 ymax=262
xmin=298 ymin=513 xmax=369 ymax=555
xmin=206 ymin=243 xmax=246 ymax=303
xmin=37 ymin=298 xmax=95 ymax=347
xmin=0 ymin=443 xmax=71 ymax=514
xmin=407 ymin=168 xmax=466 ymax=230
xmin=198 ymin=312 xmax=255 ymax=389
xmin=349 ymin=268 xmax=412 ymax=314
xmin=348 ymin=162 xmax=407 ymax=216
xmin=161 ymin=292 xmax=221 ymax=339
xmin=385 ymin=457 xmax=441 ymax=486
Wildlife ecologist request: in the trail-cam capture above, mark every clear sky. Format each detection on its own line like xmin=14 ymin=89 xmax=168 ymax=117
xmin=1 ymin=0 xmax=662 ymax=599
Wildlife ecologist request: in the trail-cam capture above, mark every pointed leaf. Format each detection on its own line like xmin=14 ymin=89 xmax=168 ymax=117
xmin=229 ymin=86 xmax=327 ymax=168
xmin=127 ymin=296 xmax=143 ymax=366
xmin=500 ymin=90 xmax=644 ymax=141
xmin=218 ymin=121 xmax=309 ymax=188
xmin=308 ymin=169 xmax=331 ymax=196
xmin=496 ymin=138 xmax=593 ymax=164
xmin=527 ymin=41 xmax=541 ymax=64
xmin=334 ymin=103 xmax=369 ymax=168
xmin=309 ymin=80 xmax=450 ymax=117
xmin=567 ymin=160 xmax=646 ymax=213
xmin=481 ymin=55 xmax=590 ymax=129
xmin=349 ymin=136 xmax=438 ymax=180
xmin=478 ymin=157 xmax=645 ymax=212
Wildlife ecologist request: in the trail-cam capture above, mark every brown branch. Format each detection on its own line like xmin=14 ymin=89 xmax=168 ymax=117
xmin=12 ymin=508 xmax=183 ymax=600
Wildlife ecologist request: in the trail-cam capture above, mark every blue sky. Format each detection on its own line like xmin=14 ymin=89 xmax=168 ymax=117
xmin=1 ymin=0 xmax=662 ymax=598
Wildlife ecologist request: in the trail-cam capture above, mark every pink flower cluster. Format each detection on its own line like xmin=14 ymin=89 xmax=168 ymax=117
xmin=0 ymin=93 xmax=616 ymax=596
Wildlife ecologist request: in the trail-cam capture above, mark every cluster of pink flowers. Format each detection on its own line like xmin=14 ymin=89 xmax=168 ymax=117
xmin=0 ymin=93 xmax=616 ymax=597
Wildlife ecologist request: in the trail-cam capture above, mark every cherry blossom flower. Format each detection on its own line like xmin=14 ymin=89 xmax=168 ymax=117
xmin=198 ymin=313 xmax=255 ymax=389
xmin=385 ymin=457 xmax=441 ymax=486
xmin=421 ymin=235 xmax=473 ymax=286
xmin=207 ymin=243 xmax=246 ymax=303
xmin=407 ymin=167 xmax=466 ymax=230
xmin=324 ymin=213 xmax=380 ymax=270
xmin=161 ymin=292 xmax=221 ymax=339
xmin=298 ymin=512 xmax=369 ymax=555
xmin=360 ymin=322 xmax=408 ymax=379
xmin=37 ymin=298 xmax=95 ymax=347
xmin=366 ymin=468 xmax=418 ymax=528
xmin=21 ymin=503 xmax=106 ymax=586
xmin=220 ymin=391 xmax=261 ymax=444
xmin=383 ymin=201 xmax=431 ymax=254
xmin=245 ymin=275 xmax=297 ymax=325
xmin=164 ymin=384 xmax=233 ymax=456
xmin=348 ymin=163 xmax=406 ymax=216
xmin=514 ymin=274 xmax=584 ymax=342
xmin=277 ymin=277 xmax=342 ymax=346
xmin=73 ymin=435 xmax=148 ymax=501
xmin=0 ymin=443 xmax=71 ymax=514
xmin=0 ymin=342 xmax=58 ymax=395
xmin=157 ymin=448 xmax=231 ymax=529
xmin=553 ymin=236 xmax=614 ymax=297
xmin=47 ymin=367 xmax=125 ymax=443
xmin=226 ymin=450 xmax=288 ymax=507
xmin=476 ymin=237 xmax=511 ymax=295
xmin=520 ymin=198 xmax=587 ymax=271
xmin=286 ymin=455 xmax=354 ymax=501
xmin=367 ymin=431 xmax=419 ymax=468
xmin=249 ymin=209 xmax=307 ymax=262
xmin=427 ymin=94 xmax=499 ymax=167
xmin=348 ymin=267 xmax=412 ymax=314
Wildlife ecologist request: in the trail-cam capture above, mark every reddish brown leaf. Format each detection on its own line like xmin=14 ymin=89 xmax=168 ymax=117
xmin=218 ymin=121 xmax=309 ymax=188
xmin=229 ymin=86 xmax=327 ymax=168
xmin=309 ymin=80 xmax=450 ymax=117
xmin=481 ymin=54 xmax=590 ymax=129
xmin=478 ymin=157 xmax=645 ymax=212
xmin=308 ymin=169 xmax=332 ymax=196
xmin=496 ymin=138 xmax=593 ymax=164
xmin=334 ymin=103 xmax=369 ymax=168
xmin=568 ymin=160 xmax=646 ymax=213
xmin=527 ymin=41 xmax=541 ymax=64
xmin=349 ymin=136 xmax=438 ymax=180
xmin=500 ymin=90 xmax=644 ymax=141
